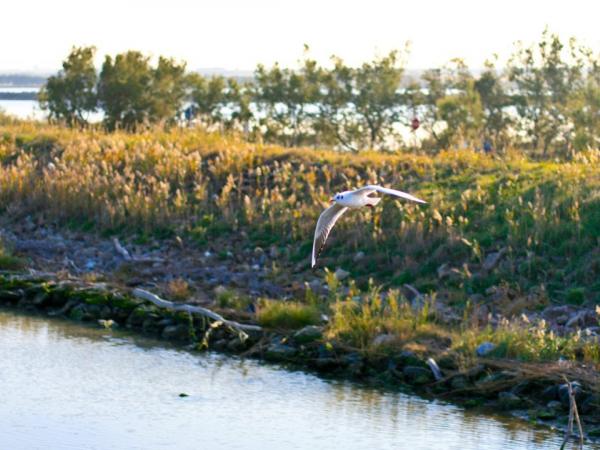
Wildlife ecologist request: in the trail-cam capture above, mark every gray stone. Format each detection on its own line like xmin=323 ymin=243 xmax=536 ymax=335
xmin=265 ymin=343 xmax=297 ymax=361
xmin=498 ymin=391 xmax=524 ymax=410
xmin=353 ymin=251 xmax=365 ymax=262
xmin=334 ymin=268 xmax=350 ymax=281
xmin=372 ymin=333 xmax=396 ymax=347
xmin=403 ymin=366 xmax=433 ymax=385
xmin=535 ymin=408 xmax=558 ymax=420
xmin=161 ymin=324 xmax=191 ymax=341
xmin=450 ymin=375 xmax=469 ymax=391
xmin=580 ymin=394 xmax=600 ymax=415
xmin=540 ymin=385 xmax=559 ymax=401
xmin=483 ymin=248 xmax=506 ymax=271
xmin=547 ymin=400 xmax=564 ymax=411
xmin=293 ymin=325 xmax=323 ymax=344
xmin=269 ymin=245 xmax=279 ymax=259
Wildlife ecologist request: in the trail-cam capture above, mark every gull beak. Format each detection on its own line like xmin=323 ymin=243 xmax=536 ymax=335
xmin=329 ymin=198 xmax=335 ymax=204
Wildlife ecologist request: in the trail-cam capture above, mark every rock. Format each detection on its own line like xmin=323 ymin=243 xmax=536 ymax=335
xmin=403 ymin=366 xmax=433 ymax=385
xmin=543 ymin=305 xmax=576 ymax=322
xmin=341 ymin=353 xmax=363 ymax=377
xmin=372 ymin=333 xmax=396 ymax=347
xmin=269 ymin=245 xmax=279 ymax=259
xmin=476 ymin=342 xmax=496 ymax=357
xmin=437 ymin=263 xmax=463 ymax=281
xmin=32 ymin=291 xmax=50 ymax=306
xmin=565 ymin=309 xmax=598 ymax=329
xmin=534 ymin=408 xmax=558 ymax=420
xmin=308 ymin=279 xmax=322 ymax=293
xmin=498 ymin=391 xmax=525 ymax=410
xmin=483 ymin=248 xmax=506 ymax=271
xmin=547 ymin=400 xmax=564 ymax=411
xmin=511 ymin=381 xmax=533 ymax=396
xmin=580 ymin=394 xmax=600 ymax=415
xmin=161 ymin=324 xmax=191 ymax=341
xmin=334 ymin=268 xmax=350 ymax=281
xmin=226 ymin=337 xmax=247 ymax=352
xmin=540 ymin=385 xmax=559 ymax=401
xmin=69 ymin=303 xmax=93 ymax=321
xmin=293 ymin=325 xmax=323 ymax=344
xmin=437 ymin=354 xmax=459 ymax=371
xmin=450 ymin=375 xmax=469 ymax=391
xmin=142 ymin=317 xmax=163 ymax=334
xmin=353 ymin=251 xmax=365 ymax=262
xmin=588 ymin=427 xmax=600 ymax=438
xmin=395 ymin=350 xmax=426 ymax=368
xmin=0 ymin=290 xmax=22 ymax=302
xmin=265 ymin=343 xmax=297 ymax=362
xmin=211 ymin=339 xmax=229 ymax=351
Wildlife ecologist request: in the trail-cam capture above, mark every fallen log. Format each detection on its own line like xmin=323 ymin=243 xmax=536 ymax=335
xmin=132 ymin=288 xmax=262 ymax=338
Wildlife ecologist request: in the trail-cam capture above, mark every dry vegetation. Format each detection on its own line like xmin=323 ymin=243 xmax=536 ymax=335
xmin=1 ymin=118 xmax=599 ymax=364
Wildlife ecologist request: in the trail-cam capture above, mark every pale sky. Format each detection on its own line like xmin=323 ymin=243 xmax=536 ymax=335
xmin=2 ymin=0 xmax=600 ymax=73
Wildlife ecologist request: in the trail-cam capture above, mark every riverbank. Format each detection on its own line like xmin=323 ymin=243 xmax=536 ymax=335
xmin=1 ymin=121 xmax=599 ymax=444
xmin=1 ymin=271 xmax=598 ymax=444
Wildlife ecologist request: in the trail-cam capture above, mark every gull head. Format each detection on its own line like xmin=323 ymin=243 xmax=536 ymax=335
xmin=331 ymin=193 xmax=346 ymax=204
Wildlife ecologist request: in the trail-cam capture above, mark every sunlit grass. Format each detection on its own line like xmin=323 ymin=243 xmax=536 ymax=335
xmin=257 ymin=299 xmax=320 ymax=329
xmin=454 ymin=316 xmax=600 ymax=364
xmin=0 ymin=120 xmax=598 ymax=302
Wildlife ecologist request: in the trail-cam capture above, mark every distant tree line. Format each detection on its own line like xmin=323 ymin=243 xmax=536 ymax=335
xmin=39 ymin=30 xmax=600 ymax=156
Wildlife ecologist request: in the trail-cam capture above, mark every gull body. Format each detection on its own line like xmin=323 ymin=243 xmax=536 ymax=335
xmin=311 ymin=185 xmax=426 ymax=268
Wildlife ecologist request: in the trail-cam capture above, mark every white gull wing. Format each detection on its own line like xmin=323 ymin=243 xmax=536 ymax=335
xmin=311 ymin=203 xmax=348 ymax=268
xmin=355 ymin=185 xmax=426 ymax=204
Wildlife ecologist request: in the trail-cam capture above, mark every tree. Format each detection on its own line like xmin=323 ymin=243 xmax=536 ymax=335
xmin=224 ymin=78 xmax=255 ymax=134
xmin=351 ymin=50 xmax=406 ymax=149
xmin=314 ymin=56 xmax=359 ymax=150
xmin=38 ymin=46 xmax=97 ymax=127
xmin=149 ymin=57 xmax=187 ymax=127
xmin=434 ymin=60 xmax=483 ymax=149
xmin=566 ymin=50 xmax=600 ymax=152
xmin=317 ymin=50 xmax=406 ymax=151
xmin=508 ymin=30 xmax=585 ymax=155
xmin=97 ymin=51 xmax=154 ymax=131
xmin=253 ymin=49 xmax=321 ymax=146
xmin=187 ymin=73 xmax=227 ymax=127
xmin=474 ymin=58 xmax=513 ymax=151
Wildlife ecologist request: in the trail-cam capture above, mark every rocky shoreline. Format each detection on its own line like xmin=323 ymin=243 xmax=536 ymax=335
xmin=1 ymin=272 xmax=598 ymax=445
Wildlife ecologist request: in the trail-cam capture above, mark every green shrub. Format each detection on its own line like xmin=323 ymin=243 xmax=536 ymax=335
xmin=257 ymin=300 xmax=320 ymax=329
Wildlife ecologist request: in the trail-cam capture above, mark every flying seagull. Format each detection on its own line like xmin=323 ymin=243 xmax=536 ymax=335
xmin=311 ymin=185 xmax=426 ymax=268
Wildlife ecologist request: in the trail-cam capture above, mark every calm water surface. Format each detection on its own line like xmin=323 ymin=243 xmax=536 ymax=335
xmin=0 ymin=310 xmax=590 ymax=450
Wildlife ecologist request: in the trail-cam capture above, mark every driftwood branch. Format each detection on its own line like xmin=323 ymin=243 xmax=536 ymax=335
xmin=113 ymin=238 xmax=132 ymax=260
xmin=560 ymin=377 xmax=584 ymax=450
xmin=132 ymin=288 xmax=262 ymax=337
xmin=113 ymin=238 xmax=164 ymax=263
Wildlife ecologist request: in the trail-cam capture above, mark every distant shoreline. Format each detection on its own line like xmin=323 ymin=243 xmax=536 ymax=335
xmin=0 ymin=92 xmax=38 ymax=101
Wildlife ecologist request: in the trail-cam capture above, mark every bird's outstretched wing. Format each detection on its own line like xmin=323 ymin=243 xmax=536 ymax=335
xmin=356 ymin=185 xmax=426 ymax=204
xmin=311 ymin=203 xmax=348 ymax=268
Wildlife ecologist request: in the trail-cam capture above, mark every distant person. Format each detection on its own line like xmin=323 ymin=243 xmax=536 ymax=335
xmin=483 ymin=139 xmax=493 ymax=154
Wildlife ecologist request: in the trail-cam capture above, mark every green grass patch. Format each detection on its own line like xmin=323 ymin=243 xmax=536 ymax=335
xmin=257 ymin=299 xmax=320 ymax=329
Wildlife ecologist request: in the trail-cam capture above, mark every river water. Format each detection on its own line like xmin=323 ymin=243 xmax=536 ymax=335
xmin=0 ymin=310 xmax=586 ymax=450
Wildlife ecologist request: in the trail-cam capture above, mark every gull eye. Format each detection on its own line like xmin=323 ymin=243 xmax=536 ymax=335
xmin=341 ymin=195 xmax=344 ymax=199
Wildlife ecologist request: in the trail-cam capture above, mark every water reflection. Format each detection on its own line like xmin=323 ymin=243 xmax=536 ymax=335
xmin=0 ymin=310 xmax=587 ymax=450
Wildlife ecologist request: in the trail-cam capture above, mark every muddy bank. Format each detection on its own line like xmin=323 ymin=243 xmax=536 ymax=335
xmin=0 ymin=272 xmax=598 ymax=444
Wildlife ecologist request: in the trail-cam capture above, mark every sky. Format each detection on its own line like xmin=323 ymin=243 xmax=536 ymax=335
xmin=2 ymin=0 xmax=600 ymax=74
